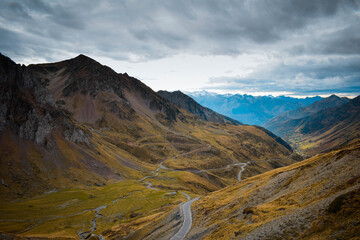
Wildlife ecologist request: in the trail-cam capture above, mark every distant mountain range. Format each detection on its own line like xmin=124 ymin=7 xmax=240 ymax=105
xmin=264 ymin=95 xmax=359 ymax=155
xmin=263 ymin=95 xmax=350 ymax=135
xmin=187 ymin=91 xmax=322 ymax=125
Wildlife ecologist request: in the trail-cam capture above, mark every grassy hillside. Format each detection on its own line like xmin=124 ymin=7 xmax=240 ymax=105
xmin=187 ymin=140 xmax=360 ymax=239
xmin=103 ymin=141 xmax=360 ymax=240
xmin=277 ymin=96 xmax=360 ymax=156
xmin=263 ymin=95 xmax=349 ymax=133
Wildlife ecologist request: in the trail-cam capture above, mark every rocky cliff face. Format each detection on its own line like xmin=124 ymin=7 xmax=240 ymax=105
xmin=0 ymin=54 xmax=89 ymax=145
xmin=0 ymin=54 xmax=191 ymax=199
xmin=26 ymin=54 xmax=180 ymax=125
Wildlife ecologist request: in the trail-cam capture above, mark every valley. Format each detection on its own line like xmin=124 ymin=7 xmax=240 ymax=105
xmin=0 ymin=54 xmax=299 ymax=239
xmin=0 ymin=138 xmax=252 ymax=239
xmin=264 ymin=95 xmax=360 ymax=156
xmin=0 ymin=53 xmax=358 ymax=240
xmin=1 ymin=1 xmax=359 ymax=239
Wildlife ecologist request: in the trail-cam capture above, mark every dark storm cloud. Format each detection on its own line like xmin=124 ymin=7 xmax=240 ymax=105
xmin=207 ymin=56 xmax=360 ymax=95
xmin=289 ymin=23 xmax=360 ymax=55
xmin=315 ymin=24 xmax=360 ymax=55
xmin=1 ymin=0 xmax=358 ymax=61
xmin=194 ymin=0 xmax=340 ymax=44
xmin=0 ymin=0 xmax=359 ymax=95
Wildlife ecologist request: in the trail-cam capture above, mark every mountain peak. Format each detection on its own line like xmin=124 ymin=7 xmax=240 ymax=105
xmin=68 ymin=54 xmax=102 ymax=67
xmin=328 ymin=94 xmax=340 ymax=99
xmin=320 ymin=94 xmax=349 ymax=104
xmin=76 ymin=53 xmax=89 ymax=58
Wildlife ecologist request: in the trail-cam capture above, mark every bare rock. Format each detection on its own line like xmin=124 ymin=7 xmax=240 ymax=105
xmin=65 ymin=127 xmax=89 ymax=144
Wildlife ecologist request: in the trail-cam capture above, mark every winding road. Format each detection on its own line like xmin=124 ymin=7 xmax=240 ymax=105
xmin=194 ymin=162 xmax=248 ymax=181
xmin=77 ymin=156 xmax=248 ymax=240
xmin=237 ymin=162 xmax=247 ymax=181
xmin=167 ymin=161 xmax=248 ymax=240
xmin=170 ymin=197 xmax=200 ymax=240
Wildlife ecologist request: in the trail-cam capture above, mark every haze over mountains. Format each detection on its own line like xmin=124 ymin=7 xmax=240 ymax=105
xmin=263 ymin=95 xmax=350 ymax=131
xmin=188 ymin=91 xmax=322 ymax=125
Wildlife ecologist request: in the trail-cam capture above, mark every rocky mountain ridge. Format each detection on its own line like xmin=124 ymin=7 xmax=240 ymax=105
xmin=263 ymin=94 xmax=350 ymax=135
xmin=264 ymin=95 xmax=360 ymax=155
xmin=158 ymin=90 xmax=241 ymax=125
xmin=186 ymin=139 xmax=360 ymax=239
xmin=0 ymin=54 xmax=89 ymax=145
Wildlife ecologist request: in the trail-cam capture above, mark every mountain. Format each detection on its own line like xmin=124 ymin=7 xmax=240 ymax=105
xmin=157 ymin=90 xmax=242 ymax=125
xmin=188 ymin=140 xmax=360 ymax=239
xmin=187 ymin=91 xmax=322 ymax=125
xmin=263 ymin=95 xmax=350 ymax=131
xmin=0 ymin=54 xmax=299 ymax=239
xmin=266 ymin=96 xmax=360 ymax=155
xmin=0 ymin=53 xmax=183 ymax=200
xmin=120 ymin=140 xmax=360 ymax=239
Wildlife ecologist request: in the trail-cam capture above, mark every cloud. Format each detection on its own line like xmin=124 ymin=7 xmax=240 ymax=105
xmin=1 ymin=0 xmax=357 ymax=60
xmin=206 ymin=55 xmax=360 ymax=95
xmin=0 ymin=0 xmax=359 ymax=96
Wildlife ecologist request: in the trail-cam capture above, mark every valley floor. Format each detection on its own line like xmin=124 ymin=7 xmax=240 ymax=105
xmin=0 ymin=144 xmax=254 ymax=240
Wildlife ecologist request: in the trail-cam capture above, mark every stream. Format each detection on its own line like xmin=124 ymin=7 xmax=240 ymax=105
xmin=78 ymin=205 xmax=106 ymax=240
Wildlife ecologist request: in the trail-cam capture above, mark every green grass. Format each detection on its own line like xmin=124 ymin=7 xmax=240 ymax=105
xmin=0 ymin=179 xmax=187 ymax=238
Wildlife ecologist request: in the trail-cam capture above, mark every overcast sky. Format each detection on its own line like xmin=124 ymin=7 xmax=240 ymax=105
xmin=1 ymin=0 xmax=359 ymax=97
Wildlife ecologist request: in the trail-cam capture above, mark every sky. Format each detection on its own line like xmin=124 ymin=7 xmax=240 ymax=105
xmin=1 ymin=0 xmax=360 ymax=97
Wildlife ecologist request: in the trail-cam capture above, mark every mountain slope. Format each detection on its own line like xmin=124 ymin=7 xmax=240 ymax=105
xmin=0 ymin=54 xmax=154 ymax=199
xmin=31 ymin=54 xmax=179 ymax=125
xmin=157 ymin=90 xmax=241 ymax=125
xmin=105 ymin=140 xmax=360 ymax=240
xmin=0 ymin=53 xmax=296 ymax=199
xmin=188 ymin=91 xmax=322 ymax=125
xmin=186 ymin=140 xmax=360 ymax=239
xmin=266 ymin=96 xmax=360 ymax=155
xmin=263 ymin=95 xmax=350 ymax=134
